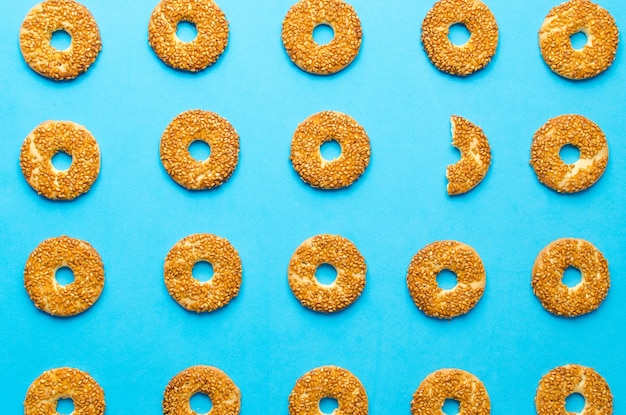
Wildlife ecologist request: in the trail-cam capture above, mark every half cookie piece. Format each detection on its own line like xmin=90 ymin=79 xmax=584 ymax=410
xmin=446 ymin=116 xmax=491 ymax=195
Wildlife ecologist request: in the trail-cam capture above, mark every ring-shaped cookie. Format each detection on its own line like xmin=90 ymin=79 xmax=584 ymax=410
xmin=530 ymin=115 xmax=608 ymax=193
xmin=407 ymin=241 xmax=486 ymax=319
xmin=411 ymin=369 xmax=490 ymax=415
xmin=532 ymin=238 xmax=609 ymax=317
xmin=148 ymin=0 xmax=229 ymax=72
xmin=20 ymin=120 xmax=101 ymax=200
xmin=289 ymin=366 xmax=368 ymax=415
xmin=421 ymin=0 xmax=499 ymax=76
xmin=163 ymin=366 xmax=241 ymax=415
xmin=164 ymin=233 xmax=242 ymax=312
xmin=539 ymin=0 xmax=619 ymax=80
xmin=288 ymin=234 xmax=366 ymax=313
xmin=536 ymin=365 xmax=612 ymax=415
xmin=282 ymin=0 xmax=362 ymax=75
xmin=160 ymin=110 xmax=240 ymax=190
xmin=20 ymin=0 xmax=102 ymax=80
xmin=447 ymin=115 xmax=492 ymax=195
xmin=24 ymin=236 xmax=105 ymax=317
xmin=24 ymin=367 xmax=105 ymax=415
xmin=290 ymin=111 xmax=370 ymax=189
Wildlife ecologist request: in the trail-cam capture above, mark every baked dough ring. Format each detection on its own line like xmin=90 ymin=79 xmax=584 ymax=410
xmin=148 ymin=0 xmax=229 ymax=72
xmin=411 ymin=369 xmax=490 ymax=415
xmin=24 ymin=367 xmax=105 ymax=415
xmin=19 ymin=0 xmax=102 ymax=80
xmin=539 ymin=0 xmax=619 ymax=80
xmin=532 ymin=238 xmax=609 ymax=317
xmin=24 ymin=236 xmax=105 ymax=317
xmin=282 ymin=0 xmax=362 ymax=75
xmin=536 ymin=365 xmax=612 ymax=415
xmin=289 ymin=366 xmax=368 ymax=415
xmin=447 ymin=115 xmax=491 ymax=195
xmin=164 ymin=233 xmax=242 ymax=312
xmin=163 ymin=366 xmax=241 ymax=415
xmin=530 ymin=114 xmax=608 ymax=193
xmin=290 ymin=111 xmax=370 ymax=189
xmin=160 ymin=110 xmax=240 ymax=190
xmin=20 ymin=120 xmax=101 ymax=200
xmin=288 ymin=234 xmax=366 ymax=313
xmin=421 ymin=0 xmax=498 ymax=76
xmin=407 ymin=241 xmax=486 ymax=319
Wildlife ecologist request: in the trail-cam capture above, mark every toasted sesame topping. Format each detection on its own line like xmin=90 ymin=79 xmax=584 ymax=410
xmin=407 ymin=241 xmax=486 ymax=319
xmin=24 ymin=367 xmax=105 ymax=415
xmin=530 ymin=114 xmax=608 ymax=193
xmin=282 ymin=0 xmax=362 ymax=75
xmin=447 ymin=115 xmax=491 ymax=195
xmin=539 ymin=0 xmax=618 ymax=80
xmin=289 ymin=366 xmax=368 ymax=415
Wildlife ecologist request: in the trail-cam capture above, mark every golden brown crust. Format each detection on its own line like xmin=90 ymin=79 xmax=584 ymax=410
xmin=289 ymin=366 xmax=368 ymax=415
xmin=164 ymin=233 xmax=242 ymax=312
xmin=282 ymin=0 xmax=362 ymax=75
xmin=24 ymin=236 xmax=105 ymax=317
xmin=20 ymin=120 xmax=101 ymax=200
xmin=539 ymin=0 xmax=619 ymax=80
xmin=290 ymin=111 xmax=370 ymax=189
xmin=411 ymin=369 xmax=490 ymax=415
xmin=532 ymin=238 xmax=609 ymax=317
xmin=530 ymin=114 xmax=608 ymax=193
xmin=421 ymin=0 xmax=498 ymax=76
xmin=148 ymin=0 xmax=229 ymax=72
xmin=19 ymin=0 xmax=102 ymax=80
xmin=447 ymin=116 xmax=491 ymax=195
xmin=536 ymin=365 xmax=612 ymax=415
xmin=407 ymin=241 xmax=486 ymax=319
xmin=160 ymin=110 xmax=240 ymax=190
xmin=288 ymin=234 xmax=366 ymax=313
xmin=163 ymin=366 xmax=240 ymax=415
xmin=24 ymin=367 xmax=105 ymax=415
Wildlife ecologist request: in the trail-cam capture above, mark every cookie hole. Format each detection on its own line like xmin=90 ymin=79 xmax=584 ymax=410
xmin=319 ymin=397 xmax=339 ymax=414
xmin=436 ymin=269 xmax=457 ymax=290
xmin=313 ymin=23 xmax=335 ymax=45
xmin=315 ymin=263 xmax=337 ymax=285
xmin=320 ymin=139 xmax=342 ymax=161
xmin=55 ymin=266 xmax=75 ymax=286
xmin=559 ymin=144 xmax=580 ymax=164
xmin=56 ymin=397 xmax=74 ymax=415
xmin=188 ymin=140 xmax=211 ymax=162
xmin=562 ymin=266 xmax=582 ymax=288
xmin=50 ymin=29 xmax=71 ymax=51
xmin=442 ymin=399 xmax=460 ymax=415
xmin=176 ymin=20 xmax=198 ymax=42
xmin=565 ymin=392 xmax=585 ymax=413
xmin=189 ymin=392 xmax=213 ymax=414
xmin=448 ymin=23 xmax=470 ymax=46
xmin=192 ymin=261 xmax=214 ymax=282
xmin=570 ymin=31 xmax=588 ymax=50
xmin=51 ymin=151 xmax=73 ymax=171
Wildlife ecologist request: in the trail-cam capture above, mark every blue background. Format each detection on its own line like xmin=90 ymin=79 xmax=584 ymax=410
xmin=1 ymin=0 xmax=625 ymax=413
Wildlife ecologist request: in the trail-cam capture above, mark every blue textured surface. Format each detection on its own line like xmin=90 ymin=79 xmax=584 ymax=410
xmin=1 ymin=0 xmax=625 ymax=413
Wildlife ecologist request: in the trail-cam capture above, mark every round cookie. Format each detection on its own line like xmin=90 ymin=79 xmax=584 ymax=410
xmin=163 ymin=366 xmax=240 ymax=415
xmin=24 ymin=236 xmax=105 ymax=317
xmin=421 ymin=0 xmax=499 ymax=76
xmin=407 ymin=241 xmax=486 ymax=319
xmin=20 ymin=0 xmax=102 ymax=80
xmin=282 ymin=0 xmax=362 ymax=75
xmin=539 ymin=0 xmax=619 ymax=80
xmin=290 ymin=111 xmax=370 ymax=189
xmin=447 ymin=115 xmax=492 ymax=195
xmin=148 ymin=0 xmax=229 ymax=71
xmin=288 ymin=234 xmax=366 ymax=313
xmin=164 ymin=233 xmax=242 ymax=312
xmin=20 ymin=120 xmax=101 ymax=200
xmin=532 ymin=238 xmax=609 ymax=317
